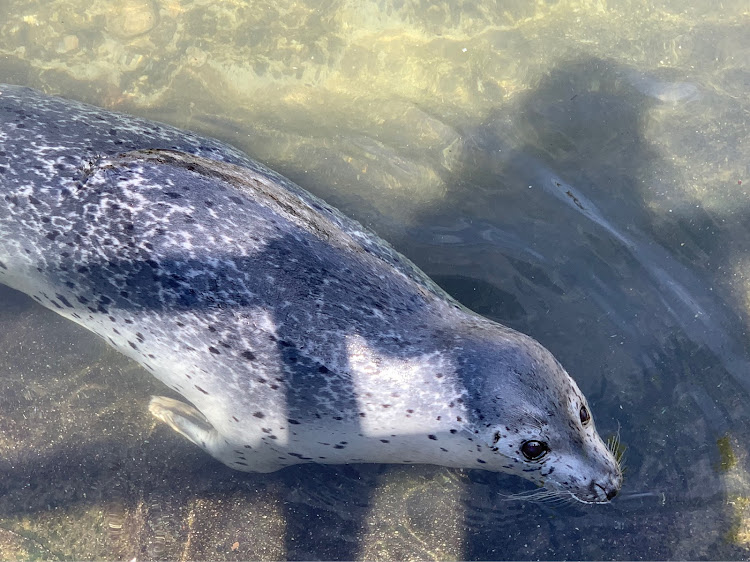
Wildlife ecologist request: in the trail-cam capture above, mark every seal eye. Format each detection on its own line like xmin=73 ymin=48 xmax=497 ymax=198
xmin=521 ymin=440 xmax=549 ymax=461
xmin=579 ymin=405 xmax=591 ymax=426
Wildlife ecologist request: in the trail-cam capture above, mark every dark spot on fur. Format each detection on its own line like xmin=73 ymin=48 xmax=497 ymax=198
xmin=380 ymin=439 xmax=389 ymax=443
xmin=428 ymin=435 xmax=437 ymax=440
xmin=288 ymin=452 xmax=313 ymax=460
xmin=208 ymin=346 xmax=220 ymax=354
xmin=288 ymin=419 xmax=300 ymax=425
xmin=449 ymin=429 xmax=457 ymax=434
xmin=55 ymin=294 xmax=74 ymax=308
xmin=253 ymin=411 xmax=265 ymax=419
xmin=195 ymin=386 xmax=209 ymax=395
xmin=128 ymin=341 xmax=137 ymax=350
xmin=241 ymin=350 xmax=256 ymax=361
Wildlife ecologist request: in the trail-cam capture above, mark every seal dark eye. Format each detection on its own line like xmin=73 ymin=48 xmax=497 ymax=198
xmin=521 ymin=440 xmax=549 ymax=461
xmin=579 ymin=405 xmax=591 ymax=426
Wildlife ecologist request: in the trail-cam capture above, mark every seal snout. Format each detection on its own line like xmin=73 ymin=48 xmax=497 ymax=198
xmin=588 ymin=466 xmax=623 ymax=503
xmin=593 ymin=481 xmax=619 ymax=501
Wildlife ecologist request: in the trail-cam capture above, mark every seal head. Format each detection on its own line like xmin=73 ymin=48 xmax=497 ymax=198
xmin=455 ymin=317 xmax=622 ymax=503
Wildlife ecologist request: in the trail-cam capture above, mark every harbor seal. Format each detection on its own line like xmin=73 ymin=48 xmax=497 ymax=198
xmin=0 ymin=84 xmax=622 ymax=504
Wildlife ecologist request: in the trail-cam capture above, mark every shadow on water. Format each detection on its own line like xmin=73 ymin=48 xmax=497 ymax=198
xmin=3 ymin=53 xmax=750 ymax=558
xmin=382 ymin=56 xmax=750 ymax=558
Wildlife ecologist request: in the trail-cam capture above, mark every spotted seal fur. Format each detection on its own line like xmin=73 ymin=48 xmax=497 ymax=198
xmin=0 ymin=85 xmax=622 ymax=503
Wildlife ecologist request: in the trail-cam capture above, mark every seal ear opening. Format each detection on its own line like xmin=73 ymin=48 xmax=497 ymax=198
xmin=149 ymin=395 xmax=217 ymax=449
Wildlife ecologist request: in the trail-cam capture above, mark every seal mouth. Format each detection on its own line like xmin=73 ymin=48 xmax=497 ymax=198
xmin=577 ymin=481 xmax=620 ymax=504
xmin=567 ymin=469 xmax=623 ymax=504
xmin=541 ymin=464 xmax=623 ymax=505
xmin=595 ymin=482 xmax=619 ymax=501
xmin=505 ymin=477 xmax=621 ymax=505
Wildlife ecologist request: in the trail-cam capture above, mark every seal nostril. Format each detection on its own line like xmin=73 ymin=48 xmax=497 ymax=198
xmin=594 ymin=482 xmax=619 ymax=501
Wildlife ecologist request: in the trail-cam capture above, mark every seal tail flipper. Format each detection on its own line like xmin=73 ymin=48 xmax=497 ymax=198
xmin=149 ymin=395 xmax=218 ymax=451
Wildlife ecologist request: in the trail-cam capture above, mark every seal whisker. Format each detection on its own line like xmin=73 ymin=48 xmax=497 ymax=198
xmin=497 ymin=487 xmax=574 ymax=505
xmin=607 ymin=425 xmax=626 ymax=474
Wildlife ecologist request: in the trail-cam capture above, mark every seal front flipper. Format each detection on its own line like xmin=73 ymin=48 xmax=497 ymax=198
xmin=149 ymin=396 xmax=220 ymax=451
xmin=148 ymin=396 xmax=286 ymax=473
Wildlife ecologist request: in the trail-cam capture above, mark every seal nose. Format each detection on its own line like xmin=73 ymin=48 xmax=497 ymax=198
xmin=593 ymin=482 xmax=619 ymax=502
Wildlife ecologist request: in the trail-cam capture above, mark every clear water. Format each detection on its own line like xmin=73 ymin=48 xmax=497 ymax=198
xmin=1 ymin=0 xmax=749 ymax=559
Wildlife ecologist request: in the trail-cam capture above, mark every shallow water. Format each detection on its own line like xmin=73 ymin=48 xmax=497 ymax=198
xmin=1 ymin=0 xmax=750 ymax=559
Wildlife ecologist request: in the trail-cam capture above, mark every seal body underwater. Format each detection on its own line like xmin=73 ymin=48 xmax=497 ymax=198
xmin=0 ymin=84 xmax=622 ymax=503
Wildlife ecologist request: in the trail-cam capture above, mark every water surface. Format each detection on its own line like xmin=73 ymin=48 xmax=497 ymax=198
xmin=1 ymin=0 xmax=749 ymax=559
